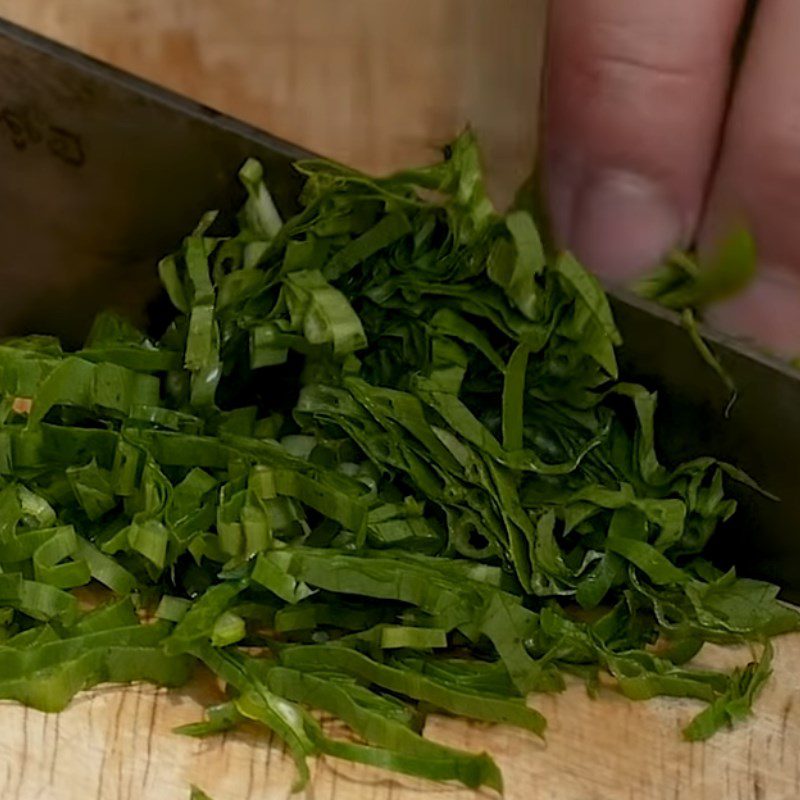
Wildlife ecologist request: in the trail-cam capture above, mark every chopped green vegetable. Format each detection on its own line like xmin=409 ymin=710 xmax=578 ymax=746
xmin=634 ymin=229 xmax=757 ymax=401
xmin=0 ymin=132 xmax=794 ymax=795
xmin=683 ymin=641 xmax=774 ymax=741
xmin=636 ymin=229 xmax=756 ymax=312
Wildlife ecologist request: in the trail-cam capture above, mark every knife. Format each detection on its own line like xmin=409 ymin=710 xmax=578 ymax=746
xmin=0 ymin=18 xmax=797 ymax=597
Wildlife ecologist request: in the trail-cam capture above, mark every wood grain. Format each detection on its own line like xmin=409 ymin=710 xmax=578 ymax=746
xmin=0 ymin=636 xmax=799 ymax=800
xmin=0 ymin=0 xmax=545 ymax=205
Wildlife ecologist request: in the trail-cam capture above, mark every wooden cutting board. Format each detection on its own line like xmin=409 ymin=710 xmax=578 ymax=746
xmin=0 ymin=634 xmax=798 ymax=800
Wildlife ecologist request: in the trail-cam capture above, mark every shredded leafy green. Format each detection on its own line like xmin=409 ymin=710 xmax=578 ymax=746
xmin=636 ymin=229 xmax=756 ymax=313
xmin=0 ymin=132 xmax=794 ymax=794
xmin=634 ymin=228 xmax=757 ymax=402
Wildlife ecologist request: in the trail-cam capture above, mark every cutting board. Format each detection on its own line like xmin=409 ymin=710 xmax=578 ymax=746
xmin=0 ymin=634 xmax=798 ymax=800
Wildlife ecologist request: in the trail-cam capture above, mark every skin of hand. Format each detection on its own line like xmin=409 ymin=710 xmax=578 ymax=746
xmin=544 ymin=0 xmax=800 ymax=356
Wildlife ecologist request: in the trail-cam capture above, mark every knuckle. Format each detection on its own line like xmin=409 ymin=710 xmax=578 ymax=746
xmin=569 ymin=48 xmax=698 ymax=103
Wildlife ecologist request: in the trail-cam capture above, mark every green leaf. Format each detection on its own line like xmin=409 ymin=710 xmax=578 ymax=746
xmin=268 ymin=665 xmax=503 ymax=791
xmin=280 ymin=644 xmax=546 ymax=735
xmin=684 ymin=641 xmax=773 ymax=741
xmin=637 ymin=228 xmax=756 ymax=311
xmin=502 ymin=344 xmax=530 ymax=451
xmin=284 ymin=270 xmax=367 ymax=356
xmin=379 ymin=625 xmax=448 ymax=649
xmin=239 ymin=158 xmax=283 ymax=240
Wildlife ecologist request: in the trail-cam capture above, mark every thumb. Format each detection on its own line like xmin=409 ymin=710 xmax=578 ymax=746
xmin=543 ymin=0 xmax=743 ymax=280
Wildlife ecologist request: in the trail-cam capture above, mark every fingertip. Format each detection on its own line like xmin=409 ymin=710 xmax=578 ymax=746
xmin=705 ymin=266 xmax=800 ymax=358
xmin=553 ymin=168 xmax=685 ymax=281
xmin=544 ymin=0 xmax=743 ymax=279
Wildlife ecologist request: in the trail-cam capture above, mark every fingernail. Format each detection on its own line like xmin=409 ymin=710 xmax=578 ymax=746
xmin=706 ymin=266 xmax=800 ymax=358
xmin=554 ymin=169 xmax=684 ymax=282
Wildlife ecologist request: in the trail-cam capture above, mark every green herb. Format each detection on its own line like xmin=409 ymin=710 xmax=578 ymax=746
xmin=0 ymin=133 xmax=794 ymax=793
xmin=636 ymin=229 xmax=756 ymax=312
xmin=634 ymin=228 xmax=757 ymax=403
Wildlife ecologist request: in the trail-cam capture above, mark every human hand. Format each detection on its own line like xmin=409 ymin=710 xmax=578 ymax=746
xmin=544 ymin=0 xmax=800 ymax=354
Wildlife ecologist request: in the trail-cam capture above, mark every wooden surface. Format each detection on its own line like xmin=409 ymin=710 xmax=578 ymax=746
xmin=0 ymin=638 xmax=798 ymax=800
xmin=0 ymin=2 xmax=797 ymax=798
xmin=0 ymin=0 xmax=545 ymax=206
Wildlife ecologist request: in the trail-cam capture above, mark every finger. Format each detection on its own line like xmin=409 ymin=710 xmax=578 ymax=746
xmin=701 ymin=0 xmax=800 ymax=355
xmin=543 ymin=0 xmax=744 ymax=280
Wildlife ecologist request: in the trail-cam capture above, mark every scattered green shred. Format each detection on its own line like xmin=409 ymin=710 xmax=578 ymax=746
xmin=0 ymin=132 xmax=795 ymax=794
xmin=634 ymin=228 xmax=757 ymax=404
xmin=636 ymin=229 xmax=756 ymax=313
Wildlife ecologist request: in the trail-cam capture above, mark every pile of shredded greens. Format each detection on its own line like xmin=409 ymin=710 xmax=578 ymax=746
xmin=0 ymin=132 xmax=796 ymax=795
